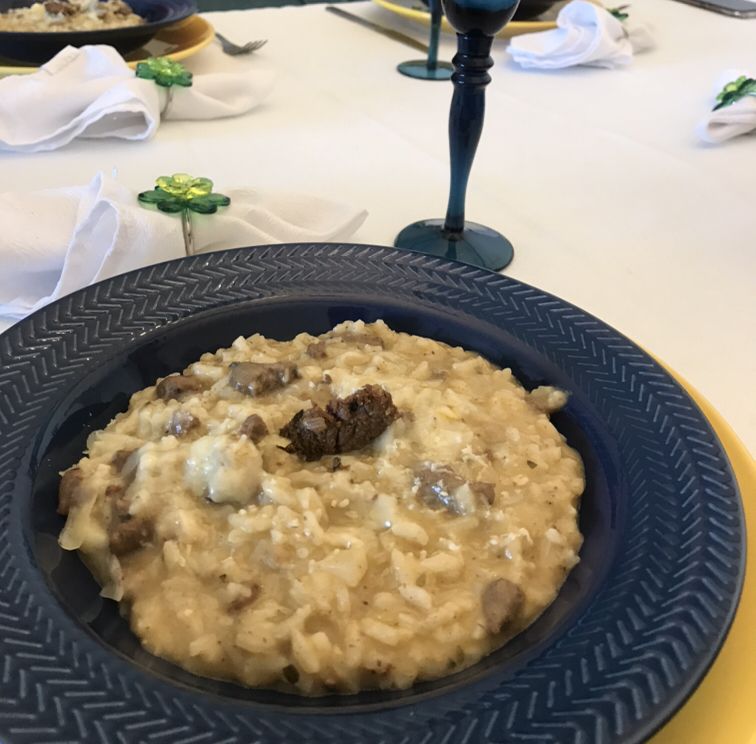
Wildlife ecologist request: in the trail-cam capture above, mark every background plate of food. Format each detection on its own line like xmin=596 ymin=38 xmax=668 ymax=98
xmin=0 ymin=244 xmax=745 ymax=743
xmin=0 ymin=0 xmax=196 ymax=64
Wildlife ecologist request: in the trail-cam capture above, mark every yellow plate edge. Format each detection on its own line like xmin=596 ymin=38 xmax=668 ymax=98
xmin=0 ymin=14 xmax=214 ymax=76
xmin=371 ymin=0 xmax=556 ymax=37
xmin=650 ymin=361 xmax=755 ymax=744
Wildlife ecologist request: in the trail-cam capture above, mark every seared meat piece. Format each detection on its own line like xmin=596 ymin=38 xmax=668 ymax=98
xmin=306 ymin=340 xmax=327 ymax=359
xmin=481 ymin=579 xmax=523 ymax=634
xmin=414 ymin=465 xmax=466 ymax=514
xmin=57 ymin=467 xmax=84 ymax=516
xmin=281 ymin=407 xmax=337 ymax=460
xmin=280 ymin=385 xmax=398 ymax=461
xmin=239 ymin=414 xmax=268 ymax=443
xmin=470 ymin=481 xmax=496 ymax=506
xmin=111 ymin=449 xmax=136 ymax=471
xmin=107 ymin=484 xmax=152 ymax=556
xmin=156 ymin=374 xmax=204 ymax=401
xmin=167 ymin=410 xmax=200 ymax=437
xmin=228 ymin=584 xmax=261 ymax=612
xmin=109 ymin=517 xmax=153 ymax=557
xmin=44 ymin=1 xmax=77 ymax=15
xmin=107 ymin=484 xmax=131 ymax=518
xmin=228 ymin=362 xmax=299 ymax=397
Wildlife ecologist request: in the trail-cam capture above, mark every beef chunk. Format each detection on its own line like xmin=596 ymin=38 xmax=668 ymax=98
xmin=167 ymin=410 xmax=200 ymax=437
xmin=107 ymin=483 xmax=132 ymax=518
xmin=470 ymin=481 xmax=496 ymax=506
xmin=481 ymin=579 xmax=524 ymax=634
xmin=239 ymin=414 xmax=268 ymax=443
xmin=280 ymin=385 xmax=398 ymax=461
xmin=57 ymin=467 xmax=84 ymax=515
xmin=228 ymin=584 xmax=261 ymax=612
xmin=156 ymin=374 xmax=204 ymax=401
xmin=109 ymin=517 xmax=153 ymax=557
xmin=414 ymin=465 xmax=466 ymax=514
xmin=281 ymin=406 xmax=338 ymax=459
xmin=306 ymin=340 xmax=327 ymax=359
xmin=45 ymin=1 xmax=77 ymax=15
xmin=327 ymin=456 xmax=342 ymax=472
xmin=228 ymin=362 xmax=298 ymax=397
xmin=282 ymin=665 xmax=300 ymax=684
xmin=111 ymin=449 xmax=136 ymax=471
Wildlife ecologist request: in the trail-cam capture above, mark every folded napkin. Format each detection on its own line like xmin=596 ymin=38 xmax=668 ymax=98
xmin=0 ymin=45 xmax=273 ymax=153
xmin=696 ymin=70 xmax=756 ymax=144
xmin=0 ymin=174 xmax=367 ymax=330
xmin=508 ymin=1 xmax=653 ymax=70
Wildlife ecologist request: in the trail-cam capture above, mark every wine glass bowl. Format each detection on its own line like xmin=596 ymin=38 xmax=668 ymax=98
xmin=512 ymin=0 xmax=559 ymax=21
xmin=442 ymin=0 xmax=519 ymax=35
xmin=394 ymin=0 xmax=522 ymax=270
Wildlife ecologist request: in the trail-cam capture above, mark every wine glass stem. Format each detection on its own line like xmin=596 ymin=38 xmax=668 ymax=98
xmin=427 ymin=0 xmax=442 ymax=71
xmin=443 ymin=31 xmax=494 ymax=237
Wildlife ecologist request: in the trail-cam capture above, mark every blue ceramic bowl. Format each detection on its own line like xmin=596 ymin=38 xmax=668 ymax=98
xmin=513 ymin=0 xmax=560 ymax=20
xmin=0 ymin=244 xmax=744 ymax=744
xmin=0 ymin=0 xmax=195 ymax=64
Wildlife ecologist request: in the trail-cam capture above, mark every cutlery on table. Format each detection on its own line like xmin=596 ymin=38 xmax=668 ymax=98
xmin=215 ymin=33 xmax=268 ymax=56
xmin=325 ymin=5 xmax=429 ymax=53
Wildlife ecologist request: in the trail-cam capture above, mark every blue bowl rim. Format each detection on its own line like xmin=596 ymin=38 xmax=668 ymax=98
xmin=0 ymin=242 xmax=745 ymax=744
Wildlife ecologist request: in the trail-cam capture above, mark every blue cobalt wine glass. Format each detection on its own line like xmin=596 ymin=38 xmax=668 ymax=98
xmin=395 ymin=0 xmax=521 ymax=270
xmin=397 ymin=0 xmax=453 ymax=80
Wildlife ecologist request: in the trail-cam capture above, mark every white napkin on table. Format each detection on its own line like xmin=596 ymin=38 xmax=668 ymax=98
xmin=508 ymin=1 xmax=653 ymax=70
xmin=0 ymin=45 xmax=273 ymax=153
xmin=696 ymin=70 xmax=756 ymax=144
xmin=0 ymin=174 xmax=367 ymax=329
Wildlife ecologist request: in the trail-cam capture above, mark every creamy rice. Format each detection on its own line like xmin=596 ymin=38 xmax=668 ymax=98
xmin=0 ymin=0 xmax=143 ymax=32
xmin=58 ymin=320 xmax=584 ymax=694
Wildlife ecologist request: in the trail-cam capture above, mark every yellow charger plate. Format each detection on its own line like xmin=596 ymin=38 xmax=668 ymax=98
xmin=652 ymin=365 xmax=755 ymax=744
xmin=0 ymin=14 xmax=214 ymax=76
xmin=371 ymin=0 xmax=557 ymax=37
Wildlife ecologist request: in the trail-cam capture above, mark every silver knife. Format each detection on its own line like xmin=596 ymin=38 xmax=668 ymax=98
xmin=325 ymin=5 xmax=430 ymax=53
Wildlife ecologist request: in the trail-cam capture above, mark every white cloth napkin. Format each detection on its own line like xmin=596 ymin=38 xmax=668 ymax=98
xmin=696 ymin=70 xmax=756 ymax=144
xmin=508 ymin=1 xmax=653 ymax=70
xmin=0 ymin=173 xmax=367 ymax=329
xmin=0 ymin=45 xmax=274 ymax=153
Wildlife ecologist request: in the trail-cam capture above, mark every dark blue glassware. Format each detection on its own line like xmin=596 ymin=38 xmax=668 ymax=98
xmin=395 ymin=0 xmax=521 ymax=270
xmin=397 ymin=0 xmax=453 ymax=80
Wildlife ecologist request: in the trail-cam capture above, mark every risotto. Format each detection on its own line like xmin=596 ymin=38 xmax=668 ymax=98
xmin=57 ymin=320 xmax=584 ymax=694
xmin=0 ymin=0 xmax=143 ymax=32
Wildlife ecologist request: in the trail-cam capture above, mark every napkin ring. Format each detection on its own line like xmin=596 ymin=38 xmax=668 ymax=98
xmin=138 ymin=173 xmax=231 ymax=256
xmin=714 ymin=75 xmax=756 ymax=111
xmin=135 ymin=58 xmax=194 ymax=117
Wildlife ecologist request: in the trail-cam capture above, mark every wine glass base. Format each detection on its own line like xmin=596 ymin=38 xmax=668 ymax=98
xmin=394 ymin=219 xmax=514 ymax=271
xmin=397 ymin=60 xmax=454 ymax=80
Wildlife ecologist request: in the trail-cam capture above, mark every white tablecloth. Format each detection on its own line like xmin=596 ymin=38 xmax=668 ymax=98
xmin=1 ymin=0 xmax=754 ymax=454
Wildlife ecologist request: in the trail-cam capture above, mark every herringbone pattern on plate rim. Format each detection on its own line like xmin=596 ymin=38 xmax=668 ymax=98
xmin=0 ymin=244 xmax=744 ymax=744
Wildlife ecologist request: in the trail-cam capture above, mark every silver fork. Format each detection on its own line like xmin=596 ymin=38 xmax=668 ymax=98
xmin=215 ymin=32 xmax=268 ymax=56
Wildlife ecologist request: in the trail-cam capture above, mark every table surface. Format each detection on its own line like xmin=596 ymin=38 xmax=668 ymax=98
xmin=1 ymin=0 xmax=754 ymax=456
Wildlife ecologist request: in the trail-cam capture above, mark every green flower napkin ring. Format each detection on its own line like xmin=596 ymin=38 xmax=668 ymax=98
xmin=135 ymin=57 xmax=193 ymax=115
xmin=608 ymin=5 xmax=629 ymax=21
xmin=138 ymin=174 xmax=231 ymax=256
xmin=714 ymin=75 xmax=756 ymax=111
xmin=135 ymin=57 xmax=193 ymax=88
